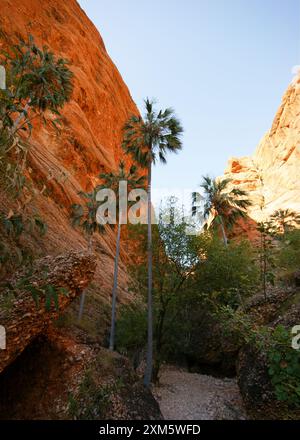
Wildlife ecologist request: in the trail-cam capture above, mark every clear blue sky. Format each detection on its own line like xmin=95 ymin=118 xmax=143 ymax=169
xmin=78 ymin=0 xmax=300 ymax=206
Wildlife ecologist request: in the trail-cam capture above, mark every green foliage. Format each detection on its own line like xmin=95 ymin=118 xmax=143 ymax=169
xmin=159 ymin=197 xmax=200 ymax=269
xmin=277 ymin=229 xmax=300 ymax=275
xmin=256 ymin=221 xmax=277 ymax=298
xmin=0 ymin=34 xmax=73 ymax=194
xmin=193 ymin=175 xmax=251 ymax=244
xmin=115 ymin=302 xmax=147 ymax=355
xmin=194 ymin=234 xmax=259 ymax=308
xmin=213 ymin=304 xmax=271 ymax=350
xmin=116 ymin=198 xmax=258 ymax=380
xmin=0 ymin=210 xmax=47 ymax=278
xmin=212 ymin=306 xmax=300 ymax=408
xmin=270 ymin=209 xmax=300 ymax=235
xmin=2 ymin=269 xmax=69 ymax=311
xmin=68 ymin=370 xmax=116 ymax=420
xmin=98 ymin=160 xmax=145 ymax=194
xmin=267 ymin=325 xmax=300 ymax=407
xmin=1 ymin=34 xmax=73 ymax=128
xmin=0 ymin=211 xmax=47 ymax=238
xmin=122 ymin=98 xmax=183 ymax=167
xmin=71 ymin=189 xmax=105 ymax=241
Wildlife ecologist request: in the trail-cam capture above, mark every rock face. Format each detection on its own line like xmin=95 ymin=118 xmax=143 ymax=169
xmin=0 ymin=333 xmax=163 ymax=420
xmin=223 ymin=74 xmax=300 ymax=225
xmin=0 ymin=251 xmax=96 ymax=374
xmin=0 ymin=0 xmax=140 ymax=303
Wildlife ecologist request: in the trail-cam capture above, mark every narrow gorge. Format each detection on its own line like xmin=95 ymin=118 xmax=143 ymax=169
xmin=0 ymin=0 xmax=299 ymax=424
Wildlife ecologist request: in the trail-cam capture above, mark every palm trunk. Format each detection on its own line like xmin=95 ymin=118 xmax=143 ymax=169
xmin=144 ymin=161 xmax=153 ymax=388
xmin=219 ymin=216 xmax=228 ymax=246
xmin=78 ymin=234 xmax=92 ymax=322
xmin=109 ymin=221 xmax=121 ymax=351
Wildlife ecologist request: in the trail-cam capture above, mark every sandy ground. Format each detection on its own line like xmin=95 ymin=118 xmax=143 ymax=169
xmin=153 ymin=366 xmax=247 ymax=420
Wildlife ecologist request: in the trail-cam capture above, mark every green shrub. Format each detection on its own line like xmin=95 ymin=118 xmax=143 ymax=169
xmin=115 ymin=302 xmax=147 ymax=356
xmin=68 ymin=370 xmax=114 ymax=420
xmin=193 ymin=234 xmax=259 ymax=308
xmin=278 ymin=229 xmax=300 ymax=276
xmin=213 ymin=306 xmax=300 ymax=408
xmin=267 ymin=325 xmax=300 ymax=407
xmin=2 ymin=269 xmax=69 ymax=311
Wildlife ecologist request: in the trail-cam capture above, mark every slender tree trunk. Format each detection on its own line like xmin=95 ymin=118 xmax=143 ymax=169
xmin=219 ymin=216 xmax=228 ymax=246
xmin=263 ymin=233 xmax=267 ymax=300
xmin=78 ymin=291 xmax=86 ymax=322
xmin=153 ymin=302 xmax=167 ymax=383
xmin=78 ymin=234 xmax=92 ymax=322
xmin=109 ymin=221 xmax=121 ymax=351
xmin=144 ymin=161 xmax=153 ymax=388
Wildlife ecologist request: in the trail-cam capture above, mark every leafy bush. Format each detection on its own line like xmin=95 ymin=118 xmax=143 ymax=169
xmin=267 ymin=325 xmax=300 ymax=407
xmin=116 ymin=200 xmax=259 ymax=379
xmin=2 ymin=268 xmax=69 ymax=311
xmin=68 ymin=370 xmax=115 ymax=420
xmin=213 ymin=306 xmax=300 ymax=408
xmin=278 ymin=229 xmax=300 ymax=276
xmin=0 ymin=34 xmax=73 ymax=194
xmin=0 ymin=210 xmax=47 ymax=279
xmin=194 ymin=234 xmax=259 ymax=308
xmin=115 ymin=302 xmax=147 ymax=359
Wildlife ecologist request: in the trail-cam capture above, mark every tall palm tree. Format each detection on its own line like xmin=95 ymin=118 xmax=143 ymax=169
xmin=270 ymin=209 xmax=300 ymax=234
xmin=98 ymin=161 xmax=145 ymax=351
xmin=71 ymin=189 xmax=104 ymax=321
xmin=195 ymin=175 xmax=251 ymax=246
xmin=122 ymin=98 xmax=183 ymax=387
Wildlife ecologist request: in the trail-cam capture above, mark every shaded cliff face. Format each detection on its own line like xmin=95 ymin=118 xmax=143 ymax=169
xmin=0 ymin=0 xmax=140 ymax=302
xmin=223 ymin=74 xmax=300 ymax=226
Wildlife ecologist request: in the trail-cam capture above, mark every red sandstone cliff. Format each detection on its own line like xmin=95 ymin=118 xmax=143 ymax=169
xmin=0 ymin=0 xmax=140 ymax=303
xmin=223 ymin=74 xmax=300 ymax=226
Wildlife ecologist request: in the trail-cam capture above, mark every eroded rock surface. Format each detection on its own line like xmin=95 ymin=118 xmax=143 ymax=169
xmin=0 ymin=251 xmax=96 ymax=374
xmin=222 ymin=74 xmax=300 ymax=234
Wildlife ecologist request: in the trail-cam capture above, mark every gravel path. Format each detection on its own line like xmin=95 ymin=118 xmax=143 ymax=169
xmin=153 ymin=366 xmax=247 ymax=420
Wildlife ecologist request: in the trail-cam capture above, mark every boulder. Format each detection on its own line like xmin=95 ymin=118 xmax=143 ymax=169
xmin=0 ymin=251 xmax=96 ymax=374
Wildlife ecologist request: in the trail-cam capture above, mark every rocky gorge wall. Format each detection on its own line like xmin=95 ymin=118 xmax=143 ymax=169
xmin=222 ymin=73 xmax=300 ymax=228
xmin=0 ymin=0 xmax=140 ymax=304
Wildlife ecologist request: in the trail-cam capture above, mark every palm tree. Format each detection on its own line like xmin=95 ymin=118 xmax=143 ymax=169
xmin=195 ymin=176 xmax=251 ymax=246
xmin=98 ymin=161 xmax=145 ymax=351
xmin=270 ymin=209 xmax=300 ymax=234
xmin=122 ymin=98 xmax=183 ymax=387
xmin=71 ymin=189 xmax=104 ymax=321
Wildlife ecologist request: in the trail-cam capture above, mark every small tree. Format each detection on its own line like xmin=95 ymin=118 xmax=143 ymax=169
xmin=117 ymin=198 xmax=199 ymax=382
xmin=98 ymin=161 xmax=144 ymax=351
xmin=0 ymin=34 xmax=73 ymax=194
xmin=71 ymin=189 xmax=104 ymax=321
xmin=256 ymin=221 xmax=277 ymax=300
xmin=0 ymin=35 xmax=71 ymax=285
